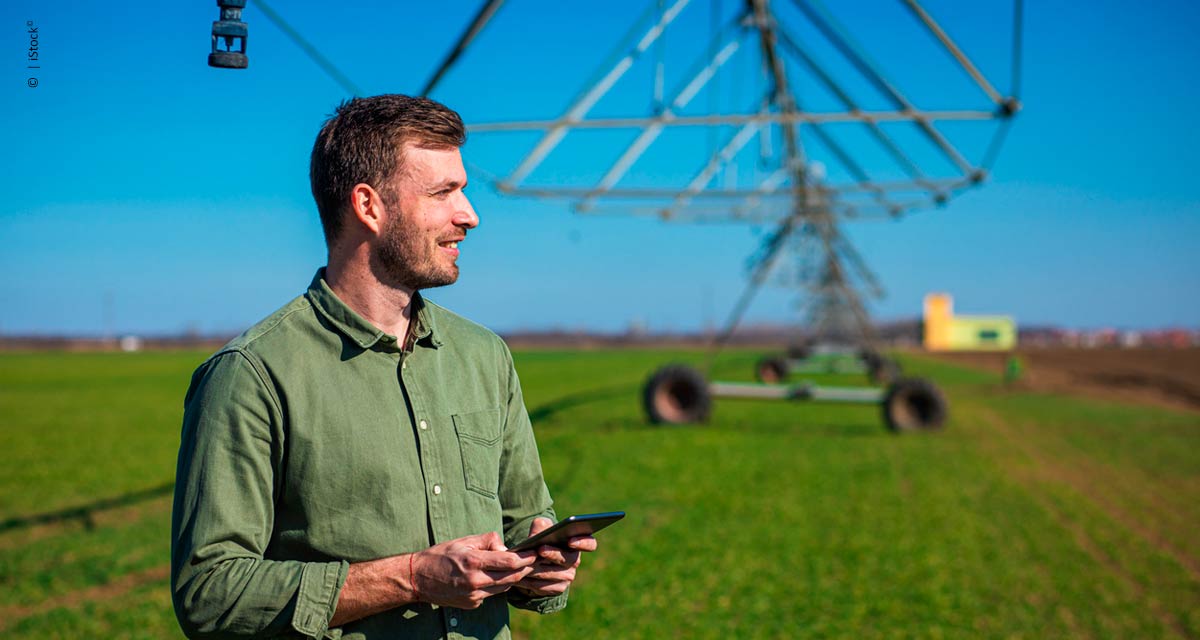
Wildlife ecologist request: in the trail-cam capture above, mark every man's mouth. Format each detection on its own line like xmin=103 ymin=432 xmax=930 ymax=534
xmin=437 ymin=240 xmax=460 ymax=249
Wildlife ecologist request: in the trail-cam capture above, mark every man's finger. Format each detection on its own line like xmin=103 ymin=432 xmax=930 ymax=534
xmin=536 ymin=546 xmax=581 ymax=567
xmin=522 ymin=563 xmax=577 ymax=583
xmin=514 ymin=549 xmax=540 ymax=562
xmin=517 ymin=576 xmax=571 ymax=596
xmin=528 ymin=517 xmax=553 ymax=536
xmin=521 ymin=575 xmax=572 ymax=587
xmin=566 ymin=535 xmax=597 ymax=552
xmin=487 ymin=566 xmax=535 ymax=586
xmin=471 ymin=531 xmax=508 ymax=551
xmin=477 ymin=583 xmax=517 ymax=597
xmin=476 ymin=550 xmax=536 ymax=571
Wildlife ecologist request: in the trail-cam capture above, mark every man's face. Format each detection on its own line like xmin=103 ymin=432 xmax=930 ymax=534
xmin=374 ymin=144 xmax=478 ymax=291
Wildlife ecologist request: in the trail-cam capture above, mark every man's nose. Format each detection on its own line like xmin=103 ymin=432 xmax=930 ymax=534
xmin=454 ymin=193 xmax=479 ymax=229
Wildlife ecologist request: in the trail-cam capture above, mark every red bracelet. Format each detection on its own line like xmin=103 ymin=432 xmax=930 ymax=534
xmin=409 ymin=554 xmax=420 ymax=603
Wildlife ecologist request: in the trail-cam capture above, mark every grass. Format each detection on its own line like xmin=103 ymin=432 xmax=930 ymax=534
xmin=0 ymin=348 xmax=1197 ymax=638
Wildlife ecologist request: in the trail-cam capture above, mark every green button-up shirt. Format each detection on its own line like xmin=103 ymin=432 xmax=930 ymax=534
xmin=171 ymin=270 xmax=565 ymax=640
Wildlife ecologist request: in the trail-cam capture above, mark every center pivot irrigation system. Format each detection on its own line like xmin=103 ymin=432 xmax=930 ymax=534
xmin=438 ymin=0 xmax=1023 ymax=432
xmin=209 ymin=0 xmax=1023 ymax=432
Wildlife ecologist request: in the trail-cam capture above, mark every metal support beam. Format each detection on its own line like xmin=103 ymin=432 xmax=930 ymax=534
xmin=421 ymin=0 xmax=507 ymax=96
xmin=774 ymin=26 xmax=935 ymax=191
xmin=500 ymin=0 xmax=692 ymax=189
xmin=705 ymin=214 xmax=808 ymax=370
xmin=504 ymin=177 xmax=962 ymax=201
xmin=252 ymin=0 xmax=362 ymax=95
xmin=709 ymin=381 xmax=885 ymax=402
xmin=900 ymin=0 xmax=1004 ymax=105
xmin=577 ymin=13 xmax=751 ymax=211
xmin=469 ymin=109 xmax=998 ymax=132
xmin=749 ymin=0 xmax=808 ymax=184
xmin=663 ymin=116 xmax=764 ymax=218
xmin=789 ymin=0 xmax=974 ymax=175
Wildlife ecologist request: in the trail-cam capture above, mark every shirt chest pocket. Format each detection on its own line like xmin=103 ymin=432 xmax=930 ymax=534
xmin=452 ymin=408 xmax=503 ymax=499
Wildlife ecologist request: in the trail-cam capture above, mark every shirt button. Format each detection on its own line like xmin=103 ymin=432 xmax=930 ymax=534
xmin=419 ymin=420 xmax=428 ymax=430
xmin=449 ymin=617 xmax=459 ymax=627
xmin=433 ymin=484 xmax=442 ymax=495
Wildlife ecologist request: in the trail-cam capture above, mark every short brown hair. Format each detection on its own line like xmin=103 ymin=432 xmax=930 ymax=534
xmin=309 ymin=94 xmax=466 ymax=246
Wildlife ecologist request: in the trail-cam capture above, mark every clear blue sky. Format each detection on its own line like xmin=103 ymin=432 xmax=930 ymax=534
xmin=2 ymin=0 xmax=1198 ymax=337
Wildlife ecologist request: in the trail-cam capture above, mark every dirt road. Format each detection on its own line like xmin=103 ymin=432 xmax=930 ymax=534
xmin=927 ymin=347 xmax=1200 ymax=413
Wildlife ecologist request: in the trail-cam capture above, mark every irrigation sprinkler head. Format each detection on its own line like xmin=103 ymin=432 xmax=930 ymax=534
xmin=209 ymin=0 xmax=249 ymax=69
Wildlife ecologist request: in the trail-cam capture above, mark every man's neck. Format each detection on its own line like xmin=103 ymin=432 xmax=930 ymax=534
xmin=325 ymin=255 xmax=416 ymax=341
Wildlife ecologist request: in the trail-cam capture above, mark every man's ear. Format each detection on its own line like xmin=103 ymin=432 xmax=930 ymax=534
xmin=348 ymin=183 xmax=387 ymax=236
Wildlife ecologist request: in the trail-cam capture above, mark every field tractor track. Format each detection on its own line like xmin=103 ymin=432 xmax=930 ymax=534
xmin=0 ymin=564 xmax=170 ymax=633
xmin=977 ymin=408 xmax=1198 ymax=639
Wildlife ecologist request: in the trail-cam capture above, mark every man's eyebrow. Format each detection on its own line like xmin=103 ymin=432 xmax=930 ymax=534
xmin=427 ymin=178 xmax=466 ymax=191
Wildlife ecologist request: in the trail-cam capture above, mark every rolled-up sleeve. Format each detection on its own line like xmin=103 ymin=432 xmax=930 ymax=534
xmin=171 ymin=350 xmax=348 ymax=639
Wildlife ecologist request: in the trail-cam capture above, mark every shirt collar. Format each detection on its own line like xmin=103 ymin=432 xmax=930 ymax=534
xmin=306 ymin=268 xmax=442 ymax=351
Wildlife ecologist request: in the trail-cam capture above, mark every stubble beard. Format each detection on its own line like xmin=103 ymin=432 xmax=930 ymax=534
xmin=375 ymin=215 xmax=460 ymax=291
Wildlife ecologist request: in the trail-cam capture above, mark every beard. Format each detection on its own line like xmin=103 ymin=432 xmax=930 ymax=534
xmin=372 ymin=214 xmax=460 ymax=291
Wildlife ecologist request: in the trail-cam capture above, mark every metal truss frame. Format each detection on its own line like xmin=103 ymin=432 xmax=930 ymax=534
xmin=465 ymin=0 xmax=1020 ymax=225
xmin=422 ymin=0 xmax=1022 ymax=353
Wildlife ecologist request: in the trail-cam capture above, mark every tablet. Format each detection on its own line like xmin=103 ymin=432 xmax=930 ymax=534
xmin=510 ymin=511 xmax=625 ymax=552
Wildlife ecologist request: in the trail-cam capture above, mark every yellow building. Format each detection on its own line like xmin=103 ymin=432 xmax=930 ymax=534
xmin=923 ymin=293 xmax=1016 ymax=351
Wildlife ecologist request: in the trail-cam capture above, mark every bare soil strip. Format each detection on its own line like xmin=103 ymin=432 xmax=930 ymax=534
xmin=928 ymin=347 xmax=1200 ymax=414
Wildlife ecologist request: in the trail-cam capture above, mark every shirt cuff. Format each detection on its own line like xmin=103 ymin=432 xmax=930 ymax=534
xmin=291 ymin=560 xmax=350 ymax=638
xmin=507 ymin=587 xmax=569 ymax=615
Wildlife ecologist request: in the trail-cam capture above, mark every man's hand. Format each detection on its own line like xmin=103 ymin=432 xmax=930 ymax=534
xmin=412 ymin=532 xmax=536 ymax=609
xmin=514 ymin=517 xmax=598 ymax=597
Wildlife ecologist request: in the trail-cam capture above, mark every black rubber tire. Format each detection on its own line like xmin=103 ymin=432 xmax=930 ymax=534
xmin=642 ymin=364 xmax=712 ymax=425
xmin=754 ymin=356 xmax=790 ymax=384
xmin=867 ymin=356 xmax=901 ymax=384
xmin=882 ymin=378 xmax=948 ymax=432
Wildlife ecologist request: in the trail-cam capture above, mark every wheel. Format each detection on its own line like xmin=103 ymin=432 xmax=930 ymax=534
xmin=867 ymin=356 xmax=901 ymax=384
xmin=642 ymin=365 xmax=712 ymax=424
xmin=754 ymin=356 xmax=789 ymax=383
xmin=882 ymin=378 xmax=948 ymax=432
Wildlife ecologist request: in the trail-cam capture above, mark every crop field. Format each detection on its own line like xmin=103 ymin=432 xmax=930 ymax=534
xmin=1 ymin=348 xmax=1198 ymax=638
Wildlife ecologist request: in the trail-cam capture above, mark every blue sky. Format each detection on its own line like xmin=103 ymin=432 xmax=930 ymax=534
xmin=2 ymin=0 xmax=1198 ymax=336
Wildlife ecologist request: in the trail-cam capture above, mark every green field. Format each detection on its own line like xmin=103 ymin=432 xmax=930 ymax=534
xmin=1 ymin=349 xmax=1197 ymax=638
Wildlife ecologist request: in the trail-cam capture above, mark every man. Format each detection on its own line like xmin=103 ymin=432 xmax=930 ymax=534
xmin=171 ymin=94 xmax=595 ymax=639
